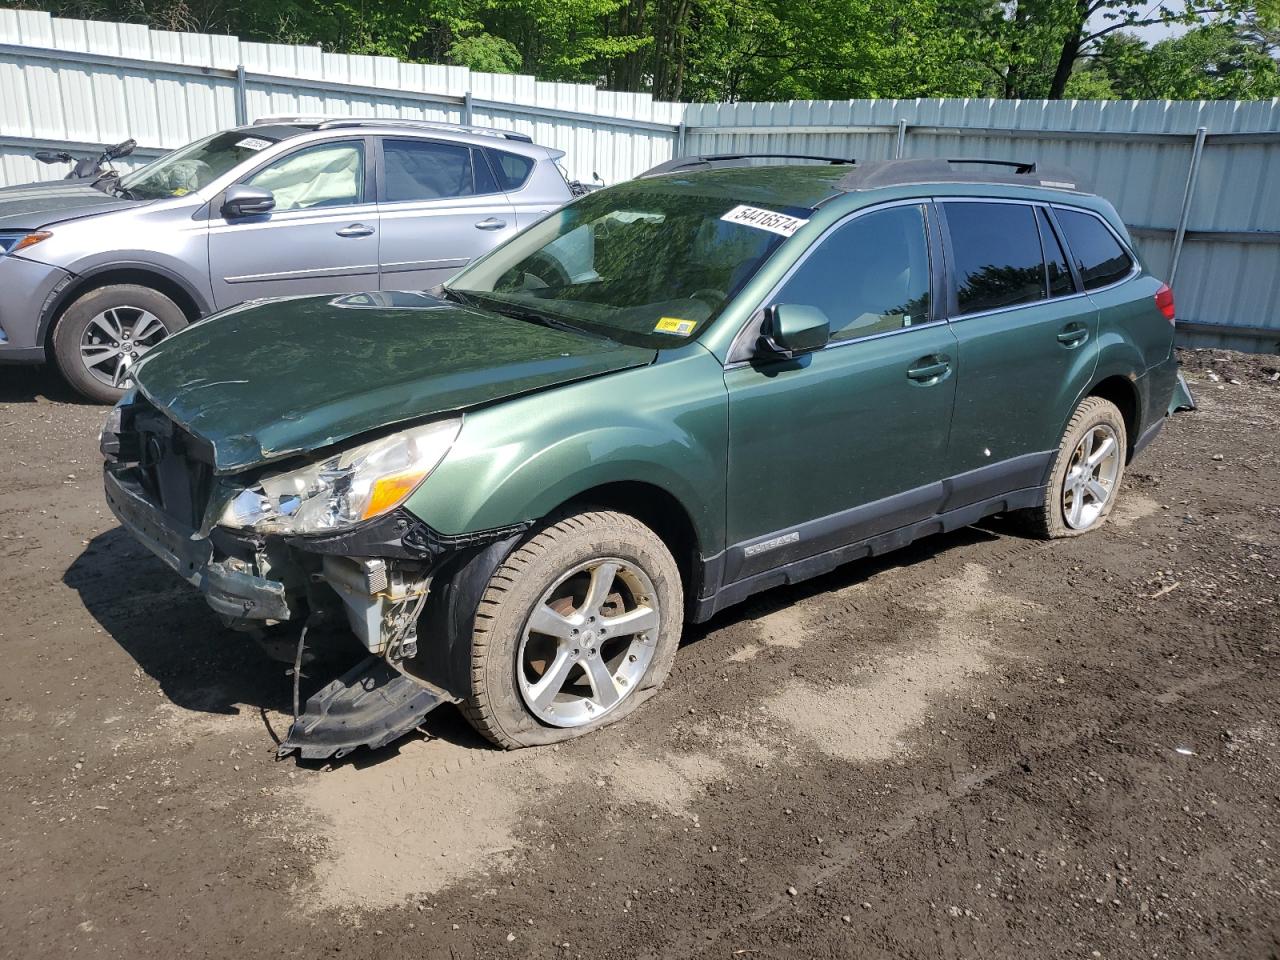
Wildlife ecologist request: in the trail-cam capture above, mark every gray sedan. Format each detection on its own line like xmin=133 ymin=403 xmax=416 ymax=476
xmin=0 ymin=118 xmax=574 ymax=401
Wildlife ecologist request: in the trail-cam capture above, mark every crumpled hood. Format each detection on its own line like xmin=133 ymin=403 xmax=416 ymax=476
xmin=0 ymin=179 xmax=139 ymax=230
xmin=134 ymin=292 xmax=656 ymax=473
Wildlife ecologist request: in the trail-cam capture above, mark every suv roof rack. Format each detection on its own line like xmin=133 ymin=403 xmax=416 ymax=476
xmin=639 ymin=153 xmax=856 ymax=178
xmin=834 ymin=157 xmax=1087 ymax=193
xmin=637 ymin=153 xmax=1088 ymax=196
xmin=251 ymin=115 xmax=535 ymax=143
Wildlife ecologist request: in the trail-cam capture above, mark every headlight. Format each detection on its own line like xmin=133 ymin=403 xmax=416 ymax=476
xmin=219 ymin=418 xmax=461 ymax=534
xmin=0 ymin=231 xmax=52 ymax=256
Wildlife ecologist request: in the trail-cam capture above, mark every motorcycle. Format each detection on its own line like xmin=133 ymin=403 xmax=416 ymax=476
xmin=34 ymin=138 xmax=136 ymax=181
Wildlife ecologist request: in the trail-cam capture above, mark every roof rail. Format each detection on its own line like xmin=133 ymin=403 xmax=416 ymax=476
xmin=946 ymin=157 xmax=1037 ymax=174
xmin=251 ymin=115 xmax=329 ymax=126
xmin=833 ymin=157 xmax=1086 ymax=194
xmin=250 ymin=115 xmax=535 ymax=143
xmin=321 ymin=118 xmax=534 ymax=143
xmin=640 ymin=153 xmax=856 ymax=178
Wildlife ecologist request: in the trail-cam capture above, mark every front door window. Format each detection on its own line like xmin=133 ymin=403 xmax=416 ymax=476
xmin=770 ymin=204 xmax=932 ymax=340
xmin=247 ymin=142 xmax=365 ymax=211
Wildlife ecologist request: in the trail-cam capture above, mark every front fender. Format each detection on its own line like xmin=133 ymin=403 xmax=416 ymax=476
xmin=405 ymin=346 xmax=728 ymax=556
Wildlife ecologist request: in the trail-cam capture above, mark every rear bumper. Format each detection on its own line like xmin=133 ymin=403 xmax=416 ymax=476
xmin=0 ymin=254 xmax=69 ymax=358
xmin=104 ymin=466 xmax=292 ymax=621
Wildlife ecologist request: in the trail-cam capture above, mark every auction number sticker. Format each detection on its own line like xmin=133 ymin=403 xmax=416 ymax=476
xmin=235 ymin=136 xmax=273 ymax=151
xmin=720 ymin=204 xmax=809 ymax=237
xmin=654 ymin=317 xmax=697 ymax=336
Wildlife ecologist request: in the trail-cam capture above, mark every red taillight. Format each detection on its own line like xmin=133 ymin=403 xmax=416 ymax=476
xmin=1155 ymin=284 xmax=1176 ymax=324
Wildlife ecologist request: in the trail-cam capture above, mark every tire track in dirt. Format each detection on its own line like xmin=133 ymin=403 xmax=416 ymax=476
xmin=647 ymin=663 xmax=1255 ymax=960
xmin=285 ymin=552 xmax=1047 ymax=915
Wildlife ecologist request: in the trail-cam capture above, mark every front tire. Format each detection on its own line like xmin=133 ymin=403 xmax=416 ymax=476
xmin=462 ymin=510 xmax=684 ymax=749
xmin=1023 ymin=396 xmax=1128 ymax=539
xmin=52 ymin=284 xmax=188 ymax=403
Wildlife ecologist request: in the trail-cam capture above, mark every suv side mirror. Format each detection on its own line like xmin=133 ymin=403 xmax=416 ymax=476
xmin=222 ymin=184 xmax=275 ymax=219
xmin=758 ymin=303 xmax=830 ymax=359
xmin=107 ymin=138 xmax=136 ymax=160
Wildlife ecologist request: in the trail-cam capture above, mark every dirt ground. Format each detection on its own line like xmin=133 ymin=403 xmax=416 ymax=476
xmin=1 ymin=347 xmax=1277 ymax=960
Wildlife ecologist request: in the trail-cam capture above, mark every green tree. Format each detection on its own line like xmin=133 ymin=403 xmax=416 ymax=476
xmin=15 ymin=0 xmax=1280 ymax=101
xmin=1094 ymin=23 xmax=1280 ymax=98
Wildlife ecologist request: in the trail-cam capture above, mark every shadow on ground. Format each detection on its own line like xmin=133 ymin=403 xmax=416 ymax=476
xmin=64 ymin=498 xmax=1030 ymax=760
xmin=0 ymin=364 xmax=89 ymax=405
xmin=64 ymin=526 xmax=295 ymax=719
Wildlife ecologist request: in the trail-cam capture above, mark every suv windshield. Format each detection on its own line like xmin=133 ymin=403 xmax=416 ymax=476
xmin=116 ymin=131 xmax=284 ymax=200
xmin=445 ymin=185 xmax=798 ymax=347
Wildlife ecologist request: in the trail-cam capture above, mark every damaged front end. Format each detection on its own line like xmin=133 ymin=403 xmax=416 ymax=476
xmin=100 ymin=390 xmax=523 ymax=760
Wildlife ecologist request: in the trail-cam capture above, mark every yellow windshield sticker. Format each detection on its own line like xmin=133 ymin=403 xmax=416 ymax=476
xmin=654 ymin=317 xmax=696 ymax=336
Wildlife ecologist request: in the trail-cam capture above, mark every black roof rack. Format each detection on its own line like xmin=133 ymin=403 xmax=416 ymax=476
xmin=833 ymin=157 xmax=1087 ymax=193
xmin=639 ymin=153 xmax=856 ymax=178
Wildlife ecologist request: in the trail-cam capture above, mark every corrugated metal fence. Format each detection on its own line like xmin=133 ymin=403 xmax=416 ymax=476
xmin=0 ymin=9 xmax=682 ymax=189
xmin=1 ymin=10 xmax=1277 ymax=349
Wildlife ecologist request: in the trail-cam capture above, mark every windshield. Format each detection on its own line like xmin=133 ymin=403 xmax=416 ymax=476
xmin=117 ymin=131 xmax=283 ymax=200
xmin=445 ymin=185 xmax=801 ymax=348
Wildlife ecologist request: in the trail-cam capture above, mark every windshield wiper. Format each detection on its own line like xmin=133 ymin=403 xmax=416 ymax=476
xmin=494 ymin=304 xmax=607 ymax=340
xmin=439 ymin=287 xmax=475 ymax=308
xmin=106 ymin=181 xmax=140 ymax=200
xmin=449 ymin=289 xmax=607 ymax=340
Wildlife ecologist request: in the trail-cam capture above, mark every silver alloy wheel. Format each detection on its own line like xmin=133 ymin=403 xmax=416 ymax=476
xmin=1062 ymin=423 xmax=1122 ymax=530
xmin=516 ymin=557 xmax=660 ymax=728
xmin=79 ymin=306 xmax=168 ymax=388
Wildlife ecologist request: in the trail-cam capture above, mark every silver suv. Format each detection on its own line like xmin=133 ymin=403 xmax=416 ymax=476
xmin=0 ymin=118 xmax=574 ymax=401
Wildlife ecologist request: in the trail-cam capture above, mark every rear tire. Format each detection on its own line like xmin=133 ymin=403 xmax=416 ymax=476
xmin=52 ymin=284 xmax=188 ymax=403
xmin=462 ymin=510 xmax=684 ymax=749
xmin=1021 ymin=396 xmax=1127 ymax=539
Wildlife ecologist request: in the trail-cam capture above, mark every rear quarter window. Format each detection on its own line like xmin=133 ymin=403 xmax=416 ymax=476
xmin=486 ymin=150 xmax=535 ymax=191
xmin=1055 ymin=208 xmax=1134 ymax=290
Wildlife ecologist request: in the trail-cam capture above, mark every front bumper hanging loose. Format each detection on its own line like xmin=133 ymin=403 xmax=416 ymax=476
xmin=277 ymin=655 xmax=458 ymax=761
xmin=105 ymin=463 xmax=476 ymax=759
xmin=104 ymin=467 xmax=292 ymax=621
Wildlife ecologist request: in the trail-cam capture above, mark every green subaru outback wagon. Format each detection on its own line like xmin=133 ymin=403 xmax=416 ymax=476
xmin=101 ymin=155 xmax=1185 ymax=758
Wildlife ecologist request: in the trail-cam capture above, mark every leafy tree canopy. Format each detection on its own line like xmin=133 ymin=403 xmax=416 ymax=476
xmin=19 ymin=0 xmax=1279 ymax=100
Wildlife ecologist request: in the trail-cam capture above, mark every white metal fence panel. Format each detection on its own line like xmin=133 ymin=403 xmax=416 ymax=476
xmin=0 ymin=8 xmax=680 ymax=187
xmin=0 ymin=10 xmax=1276 ymax=347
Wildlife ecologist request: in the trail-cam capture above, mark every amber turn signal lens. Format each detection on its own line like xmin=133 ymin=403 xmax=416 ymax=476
xmin=361 ymin=468 xmax=431 ymax=520
xmin=13 ymin=231 xmax=53 ymax=252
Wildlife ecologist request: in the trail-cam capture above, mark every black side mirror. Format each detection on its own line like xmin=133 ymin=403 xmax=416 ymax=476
xmin=758 ymin=303 xmax=830 ymax=359
xmin=35 ymin=151 xmax=71 ymax=164
xmin=222 ymin=184 xmax=275 ymax=219
xmin=107 ymin=138 xmax=136 ymax=160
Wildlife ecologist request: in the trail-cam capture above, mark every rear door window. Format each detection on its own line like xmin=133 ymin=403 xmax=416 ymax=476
xmin=943 ymin=201 xmax=1046 ymax=315
xmin=1054 ymin=208 xmax=1134 ymax=290
xmin=383 ymin=139 xmax=474 ymax=202
xmin=771 ymin=204 xmax=933 ymax=341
